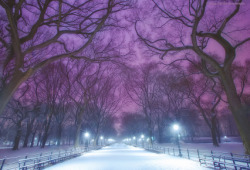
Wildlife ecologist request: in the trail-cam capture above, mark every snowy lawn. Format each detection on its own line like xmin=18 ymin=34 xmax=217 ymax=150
xmin=0 ymin=145 xmax=78 ymax=170
xmin=0 ymin=145 xmax=73 ymax=159
xmin=45 ymin=143 xmax=209 ymax=170
xmin=157 ymin=142 xmax=245 ymax=154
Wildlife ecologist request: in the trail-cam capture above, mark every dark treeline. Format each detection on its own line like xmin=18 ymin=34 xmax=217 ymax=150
xmin=0 ymin=0 xmax=131 ymax=150
xmin=133 ymin=0 xmax=250 ymax=154
xmin=0 ymin=61 xmax=119 ymax=150
xmin=121 ymin=62 xmax=249 ymax=147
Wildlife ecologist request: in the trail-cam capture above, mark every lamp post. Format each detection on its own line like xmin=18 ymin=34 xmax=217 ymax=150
xmin=141 ymin=134 xmax=144 ymax=147
xmin=133 ymin=136 xmax=137 ymax=145
xmin=100 ymin=136 xmax=104 ymax=146
xmin=173 ymin=124 xmax=182 ymax=157
xmin=84 ymin=132 xmax=90 ymax=148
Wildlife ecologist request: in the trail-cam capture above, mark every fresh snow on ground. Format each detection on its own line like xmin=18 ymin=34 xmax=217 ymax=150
xmin=0 ymin=142 xmax=244 ymax=160
xmin=0 ymin=145 xmax=75 ymax=169
xmin=0 ymin=145 xmax=75 ymax=159
xmin=157 ymin=142 xmax=244 ymax=154
xmin=45 ymin=143 xmax=208 ymax=170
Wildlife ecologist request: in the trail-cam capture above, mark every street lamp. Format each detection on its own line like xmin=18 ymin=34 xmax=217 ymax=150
xmin=84 ymin=132 xmax=90 ymax=138
xmin=173 ymin=124 xmax=182 ymax=157
xmin=84 ymin=132 xmax=90 ymax=148
xmin=141 ymin=134 xmax=145 ymax=147
xmin=100 ymin=136 xmax=104 ymax=146
xmin=173 ymin=124 xmax=179 ymax=131
xmin=133 ymin=136 xmax=137 ymax=145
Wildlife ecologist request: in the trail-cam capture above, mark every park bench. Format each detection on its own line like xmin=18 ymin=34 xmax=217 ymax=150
xmin=144 ymin=145 xmax=164 ymax=154
xmin=18 ymin=151 xmax=82 ymax=170
xmin=199 ymin=154 xmax=223 ymax=169
xmin=199 ymin=154 xmax=250 ymax=170
xmin=221 ymin=156 xmax=250 ymax=170
xmin=199 ymin=157 xmax=208 ymax=166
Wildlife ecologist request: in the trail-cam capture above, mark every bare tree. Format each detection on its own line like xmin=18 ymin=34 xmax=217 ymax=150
xmin=0 ymin=0 xmax=131 ymax=115
xmin=31 ymin=63 xmax=65 ymax=148
xmin=63 ymin=60 xmax=102 ymax=147
xmin=178 ymin=71 xmax=222 ymax=146
xmin=156 ymin=72 xmax=190 ymax=142
xmin=2 ymin=99 xmax=29 ymax=150
xmin=20 ymin=79 xmax=43 ymax=148
xmin=86 ymin=73 xmax=120 ymax=146
xmin=125 ymin=63 xmax=160 ymax=146
xmin=22 ymin=106 xmax=41 ymax=148
xmin=136 ymin=0 xmax=250 ymax=154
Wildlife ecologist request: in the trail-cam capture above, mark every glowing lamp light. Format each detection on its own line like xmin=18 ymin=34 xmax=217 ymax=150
xmin=141 ymin=134 xmax=144 ymax=139
xmin=133 ymin=136 xmax=136 ymax=140
xmin=100 ymin=136 xmax=104 ymax=140
xmin=108 ymin=138 xmax=114 ymax=142
xmin=84 ymin=132 xmax=90 ymax=138
xmin=173 ymin=124 xmax=180 ymax=131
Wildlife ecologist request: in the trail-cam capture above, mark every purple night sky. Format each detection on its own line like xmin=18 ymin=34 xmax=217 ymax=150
xmin=0 ymin=0 xmax=250 ymax=155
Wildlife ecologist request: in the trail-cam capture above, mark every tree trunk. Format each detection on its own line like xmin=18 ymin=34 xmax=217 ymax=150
xmin=94 ymin=136 xmax=99 ymax=146
xmin=23 ymin=124 xmax=32 ymax=148
xmin=41 ymin=113 xmax=53 ymax=148
xmin=158 ymin=126 xmax=163 ymax=143
xmin=216 ymin=120 xmax=221 ymax=143
xmin=148 ymin=124 xmax=153 ymax=147
xmin=68 ymin=135 xmax=71 ymax=145
xmin=93 ymin=123 xmax=100 ymax=146
xmin=196 ymin=105 xmax=219 ymax=146
xmin=0 ymin=70 xmax=33 ymax=116
xmin=57 ymin=124 xmax=62 ymax=146
xmin=157 ymin=116 xmax=163 ymax=143
xmin=30 ymin=129 xmax=37 ymax=148
xmin=220 ymin=71 xmax=250 ymax=154
xmin=211 ymin=115 xmax=219 ymax=147
xmin=37 ymin=132 xmax=42 ymax=147
xmin=228 ymin=116 xmax=233 ymax=136
xmin=13 ymin=121 xmax=22 ymax=150
xmin=41 ymin=133 xmax=49 ymax=148
xmin=74 ymin=124 xmax=81 ymax=147
xmin=23 ymin=119 xmax=35 ymax=148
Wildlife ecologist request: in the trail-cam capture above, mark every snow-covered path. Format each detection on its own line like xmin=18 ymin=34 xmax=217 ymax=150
xmin=46 ymin=143 xmax=208 ymax=170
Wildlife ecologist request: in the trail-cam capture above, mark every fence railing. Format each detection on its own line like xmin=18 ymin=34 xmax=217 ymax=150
xmin=0 ymin=145 xmax=102 ymax=170
xmin=133 ymin=143 xmax=250 ymax=170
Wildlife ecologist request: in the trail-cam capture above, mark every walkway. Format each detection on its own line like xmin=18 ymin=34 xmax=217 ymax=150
xmin=46 ymin=143 xmax=208 ymax=170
